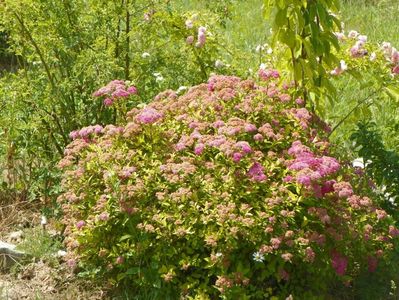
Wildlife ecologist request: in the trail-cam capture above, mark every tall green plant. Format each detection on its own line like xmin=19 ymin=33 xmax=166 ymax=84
xmin=0 ymin=0 xmax=231 ymax=201
xmin=263 ymin=0 xmax=341 ymax=111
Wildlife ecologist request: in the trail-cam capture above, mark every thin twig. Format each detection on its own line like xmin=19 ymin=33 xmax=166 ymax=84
xmin=328 ymin=88 xmax=382 ymax=137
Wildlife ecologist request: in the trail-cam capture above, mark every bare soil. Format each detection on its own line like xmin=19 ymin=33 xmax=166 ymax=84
xmin=0 ymin=198 xmax=107 ymax=300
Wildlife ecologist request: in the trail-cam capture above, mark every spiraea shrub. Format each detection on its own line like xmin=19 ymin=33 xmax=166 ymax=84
xmin=58 ymin=73 xmax=398 ymax=299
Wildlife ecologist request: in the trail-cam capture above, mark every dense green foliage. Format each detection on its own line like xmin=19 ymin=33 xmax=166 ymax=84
xmin=1 ymin=0 xmax=399 ymax=298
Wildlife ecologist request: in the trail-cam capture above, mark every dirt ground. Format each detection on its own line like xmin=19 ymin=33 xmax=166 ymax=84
xmin=0 ymin=198 xmax=106 ymax=300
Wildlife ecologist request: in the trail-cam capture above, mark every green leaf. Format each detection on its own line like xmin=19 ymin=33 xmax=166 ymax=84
xmin=119 ymin=234 xmax=132 ymax=242
xmin=385 ymin=86 xmax=399 ymax=101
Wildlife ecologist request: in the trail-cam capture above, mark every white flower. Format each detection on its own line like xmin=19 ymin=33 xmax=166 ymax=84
xmin=215 ymin=59 xmax=224 ymax=69
xmin=382 ymin=42 xmax=392 ymax=55
xmin=348 ymin=30 xmax=359 ymax=39
xmin=141 ymin=52 xmax=150 ymax=58
xmin=198 ymin=26 xmax=206 ymax=33
xmin=153 ymin=72 xmax=164 ymax=82
xmin=56 ymin=250 xmax=67 ymax=257
xmin=41 ymin=215 xmax=48 ymax=225
xmin=370 ymin=52 xmax=377 ymax=61
xmin=255 ymin=44 xmax=264 ymax=53
xmin=352 ymin=158 xmax=364 ymax=168
xmin=334 ymin=32 xmax=345 ymax=41
xmin=185 ymin=19 xmax=193 ymax=29
xmin=358 ymin=35 xmax=367 ymax=43
xmin=176 ymin=86 xmax=187 ymax=94
xmin=388 ymin=196 xmax=397 ymax=206
xmin=340 ymin=60 xmax=348 ymax=71
xmin=330 ymin=69 xmax=339 ymax=76
xmin=267 ymin=48 xmax=273 ymax=54
xmin=252 ymin=251 xmax=265 ymax=262
xmin=259 ymin=63 xmax=266 ymax=70
xmin=215 ymin=252 xmax=223 ymax=258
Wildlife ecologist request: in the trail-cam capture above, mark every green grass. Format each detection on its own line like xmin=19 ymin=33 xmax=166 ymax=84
xmin=340 ymin=0 xmax=399 ymax=45
xmin=15 ymin=227 xmax=62 ymax=266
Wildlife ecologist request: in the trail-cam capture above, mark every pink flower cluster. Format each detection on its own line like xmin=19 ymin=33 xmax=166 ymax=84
xmin=258 ymin=68 xmax=280 ymax=81
xmin=348 ymin=31 xmax=368 ymax=58
xmin=381 ymin=42 xmax=399 ymax=74
xmin=286 ymin=141 xmax=340 ymax=189
xmin=93 ymin=80 xmax=137 ymax=106
xmin=337 ymin=30 xmax=399 ymax=76
xmin=331 ymin=250 xmax=348 ymax=276
xmin=135 ymin=107 xmax=163 ymax=124
xmin=69 ymin=125 xmax=103 ymax=140
xmin=247 ymin=162 xmax=267 ymax=182
xmin=196 ymin=26 xmax=206 ymax=48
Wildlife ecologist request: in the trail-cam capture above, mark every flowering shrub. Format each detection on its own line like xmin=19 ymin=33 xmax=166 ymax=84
xmin=58 ymin=73 xmax=398 ymax=298
xmin=329 ymin=29 xmax=399 ymax=83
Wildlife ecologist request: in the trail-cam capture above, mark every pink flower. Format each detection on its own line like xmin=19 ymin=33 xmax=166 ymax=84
xmin=232 ymin=152 xmax=243 ymax=163
xmin=270 ymin=237 xmax=281 ymax=249
xmin=392 ymin=65 xmax=399 ymax=75
xmin=259 ymin=68 xmax=280 ymax=81
xmin=194 ymin=143 xmax=205 ymax=155
xmin=391 ymin=50 xmax=399 ymax=64
xmin=98 ymin=212 xmax=109 ymax=221
xmin=321 ymin=180 xmax=335 ymax=195
xmin=196 ymin=27 xmax=206 ymax=47
xmin=186 ymin=36 xmax=194 ymax=45
xmin=76 ymin=220 xmax=86 ymax=230
xmin=305 ymin=247 xmax=315 ymax=263
xmin=279 ymin=268 xmax=290 ymax=281
xmin=389 ymin=225 xmax=399 ymax=237
xmin=69 ymin=130 xmax=79 ymax=140
xmin=297 ymin=172 xmax=312 ymax=186
xmin=235 ymin=141 xmax=252 ymax=154
xmin=247 ymin=162 xmax=267 ymax=182
xmin=334 ymin=32 xmax=345 ymax=41
xmin=244 ymin=123 xmax=257 ymax=133
xmin=136 ymin=107 xmax=163 ymax=124
xmin=213 ymin=120 xmax=225 ymax=128
xmin=127 ymin=86 xmax=138 ymax=95
xmin=281 ymin=253 xmax=293 ymax=262
xmin=333 ymin=182 xmax=353 ymax=198
xmin=67 ymin=258 xmax=77 ymax=269
xmin=112 ymin=89 xmax=130 ymax=98
xmin=116 ymin=256 xmax=124 ymax=264
xmin=253 ymin=133 xmax=263 ymax=141
xmin=331 ymin=250 xmax=348 ymax=276
xmin=358 ymin=35 xmax=367 ymax=43
xmin=279 ymin=94 xmax=291 ymax=103
xmin=368 ymin=256 xmax=378 ymax=272
xmin=295 ymin=97 xmax=304 ymax=105
xmin=375 ymin=209 xmax=387 ymax=220
xmin=119 ymin=166 xmax=136 ymax=179
xmin=93 ymin=86 xmax=110 ymax=97
xmin=103 ymin=98 xmax=113 ymax=106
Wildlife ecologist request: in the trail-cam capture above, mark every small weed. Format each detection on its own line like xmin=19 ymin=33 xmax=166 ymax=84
xmin=16 ymin=227 xmax=62 ymax=266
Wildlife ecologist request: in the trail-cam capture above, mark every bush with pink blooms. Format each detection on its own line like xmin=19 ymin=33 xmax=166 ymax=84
xmin=57 ymin=72 xmax=399 ymax=298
